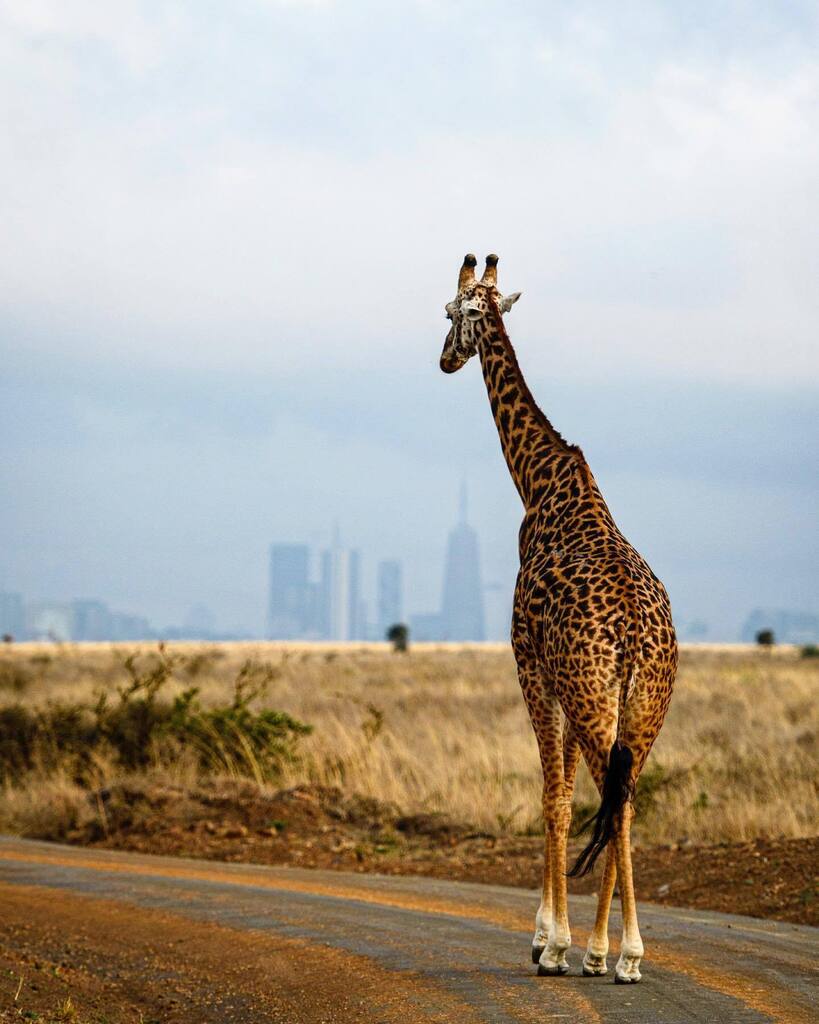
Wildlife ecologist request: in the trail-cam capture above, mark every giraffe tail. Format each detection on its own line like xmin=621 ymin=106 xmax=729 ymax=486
xmin=567 ymin=740 xmax=635 ymax=878
xmin=569 ymin=608 xmax=640 ymax=878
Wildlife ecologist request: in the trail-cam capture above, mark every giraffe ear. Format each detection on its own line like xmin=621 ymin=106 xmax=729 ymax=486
xmin=499 ymin=291 xmax=521 ymax=314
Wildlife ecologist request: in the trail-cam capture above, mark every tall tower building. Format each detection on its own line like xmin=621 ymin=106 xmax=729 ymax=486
xmin=318 ymin=528 xmax=362 ymax=640
xmin=71 ymin=600 xmax=113 ymax=641
xmin=440 ymin=483 xmax=485 ymax=641
xmin=377 ymin=560 xmax=403 ymax=637
xmin=348 ymin=548 xmax=363 ymax=640
xmin=268 ymin=544 xmax=310 ymax=638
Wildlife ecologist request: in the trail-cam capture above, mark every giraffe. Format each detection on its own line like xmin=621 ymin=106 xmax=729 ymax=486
xmin=439 ymin=253 xmax=677 ymax=984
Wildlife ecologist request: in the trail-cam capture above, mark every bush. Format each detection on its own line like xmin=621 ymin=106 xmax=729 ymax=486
xmin=164 ymin=662 xmax=312 ymax=780
xmin=0 ymin=649 xmax=311 ymax=785
xmin=386 ymin=623 xmax=409 ymax=653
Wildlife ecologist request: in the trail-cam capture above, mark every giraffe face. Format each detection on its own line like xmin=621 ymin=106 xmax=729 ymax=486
xmin=440 ymin=284 xmax=492 ymax=374
xmin=439 ymin=254 xmax=521 ymax=374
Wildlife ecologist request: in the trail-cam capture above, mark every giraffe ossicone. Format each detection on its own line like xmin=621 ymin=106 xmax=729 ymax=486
xmin=437 ymin=253 xmax=677 ymax=986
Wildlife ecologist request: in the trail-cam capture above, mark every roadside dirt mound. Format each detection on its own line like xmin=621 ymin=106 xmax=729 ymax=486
xmin=67 ymin=780 xmax=818 ymax=926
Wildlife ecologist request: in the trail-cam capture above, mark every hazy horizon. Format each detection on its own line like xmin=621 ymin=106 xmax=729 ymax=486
xmin=2 ymin=2 xmax=818 ymax=641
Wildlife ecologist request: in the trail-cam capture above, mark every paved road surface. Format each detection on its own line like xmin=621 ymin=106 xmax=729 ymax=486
xmin=0 ymin=837 xmax=815 ymax=1023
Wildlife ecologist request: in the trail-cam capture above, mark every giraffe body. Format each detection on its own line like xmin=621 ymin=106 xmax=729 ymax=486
xmin=439 ymin=254 xmax=677 ymax=984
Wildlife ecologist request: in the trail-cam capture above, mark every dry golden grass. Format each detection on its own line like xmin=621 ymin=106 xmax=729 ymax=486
xmin=1 ymin=642 xmax=816 ymax=845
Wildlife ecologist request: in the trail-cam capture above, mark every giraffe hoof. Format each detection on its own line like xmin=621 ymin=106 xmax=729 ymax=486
xmin=537 ymin=962 xmax=570 ymax=977
xmin=531 ymin=945 xmax=545 ymax=964
xmin=614 ymin=953 xmax=642 ymax=983
xmin=582 ymin=952 xmax=608 ymax=975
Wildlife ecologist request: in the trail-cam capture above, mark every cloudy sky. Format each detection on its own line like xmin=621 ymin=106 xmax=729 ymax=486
xmin=2 ymin=1 xmax=817 ymax=638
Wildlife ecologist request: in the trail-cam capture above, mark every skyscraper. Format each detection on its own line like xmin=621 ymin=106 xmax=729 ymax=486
xmin=71 ymin=599 xmax=113 ymax=641
xmin=27 ymin=603 xmax=73 ymax=642
xmin=440 ymin=483 xmax=485 ymax=641
xmin=268 ymin=544 xmax=311 ymax=638
xmin=348 ymin=548 xmax=363 ymax=640
xmin=318 ymin=529 xmax=362 ymax=640
xmin=376 ymin=560 xmax=403 ymax=637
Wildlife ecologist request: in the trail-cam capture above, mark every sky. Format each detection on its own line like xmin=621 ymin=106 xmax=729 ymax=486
xmin=1 ymin=1 xmax=818 ymax=639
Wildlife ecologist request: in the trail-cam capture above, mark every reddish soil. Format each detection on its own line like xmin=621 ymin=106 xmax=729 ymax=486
xmin=59 ymin=781 xmax=819 ymax=927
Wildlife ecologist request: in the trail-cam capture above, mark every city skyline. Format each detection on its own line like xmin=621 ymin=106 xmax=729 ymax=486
xmin=4 ymin=480 xmax=818 ymax=644
xmin=0 ymin=485 xmax=514 ymax=642
xmin=4 ymin=582 xmax=818 ymax=646
xmin=2 ymin=4 xmax=818 ymax=648
xmin=268 ymin=486 xmax=492 ymax=642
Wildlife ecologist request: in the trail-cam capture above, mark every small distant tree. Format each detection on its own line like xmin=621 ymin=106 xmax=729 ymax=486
xmin=1 ymin=634 xmax=13 ymax=644
xmin=755 ymin=628 xmax=775 ymax=649
xmin=386 ymin=623 xmax=409 ymax=653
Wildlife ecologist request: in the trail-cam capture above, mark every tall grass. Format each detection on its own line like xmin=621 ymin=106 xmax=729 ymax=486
xmin=0 ymin=643 xmax=816 ymax=844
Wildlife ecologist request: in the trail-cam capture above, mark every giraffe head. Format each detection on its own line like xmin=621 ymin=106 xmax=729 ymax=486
xmin=440 ymin=253 xmax=521 ymax=373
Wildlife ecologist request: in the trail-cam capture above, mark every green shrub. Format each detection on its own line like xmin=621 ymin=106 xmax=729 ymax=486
xmin=755 ymin=629 xmax=775 ymax=647
xmin=0 ymin=704 xmax=40 ymax=779
xmin=0 ymin=649 xmax=311 ymax=785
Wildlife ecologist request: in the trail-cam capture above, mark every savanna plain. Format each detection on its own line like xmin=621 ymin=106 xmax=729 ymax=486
xmin=1 ymin=642 xmax=817 ymax=1021
xmin=1 ymin=641 xmax=816 ymax=926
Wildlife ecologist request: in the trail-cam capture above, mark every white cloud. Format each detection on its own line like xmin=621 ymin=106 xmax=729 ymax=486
xmin=0 ymin=0 xmax=178 ymax=74
xmin=0 ymin=2 xmax=817 ymax=384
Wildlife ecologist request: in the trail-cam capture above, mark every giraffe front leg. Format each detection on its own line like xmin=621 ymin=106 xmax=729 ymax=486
xmin=532 ymin=828 xmax=551 ymax=963
xmin=582 ymin=844 xmax=616 ymax=975
xmin=613 ymin=803 xmax=644 ymax=984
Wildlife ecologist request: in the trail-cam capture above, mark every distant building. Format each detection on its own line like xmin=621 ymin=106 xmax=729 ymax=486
xmin=27 ymin=603 xmax=73 ymax=642
xmin=483 ymin=581 xmax=513 ymax=642
xmin=0 ymin=592 xmax=25 ymax=640
xmin=349 ymin=548 xmax=363 ymax=640
xmin=677 ymin=619 xmax=709 ymax=641
xmin=4 ymin=590 xmax=153 ymax=643
xmin=440 ymin=483 xmax=485 ymax=641
xmin=740 ymin=609 xmax=819 ymax=645
xmin=110 ymin=613 xmax=152 ymax=641
xmin=268 ymin=543 xmax=311 ymax=639
xmin=184 ymin=604 xmax=216 ymax=637
xmin=377 ymin=560 xmax=403 ymax=637
xmin=409 ymin=612 xmax=445 ymax=642
xmin=71 ymin=600 xmax=113 ymax=641
xmin=318 ymin=531 xmax=363 ymax=640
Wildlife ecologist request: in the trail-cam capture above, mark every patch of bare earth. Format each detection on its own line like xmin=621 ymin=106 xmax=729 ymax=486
xmin=0 ymin=884 xmax=456 ymax=1024
xmin=66 ymin=780 xmax=819 ymax=927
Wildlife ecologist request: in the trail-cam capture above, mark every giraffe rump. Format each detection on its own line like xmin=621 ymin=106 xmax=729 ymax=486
xmin=567 ymin=742 xmax=634 ymax=878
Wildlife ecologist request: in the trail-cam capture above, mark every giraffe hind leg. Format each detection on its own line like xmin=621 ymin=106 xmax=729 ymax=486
xmin=613 ymin=802 xmax=644 ymax=983
xmin=582 ymin=844 xmax=616 ymax=975
xmin=531 ymin=827 xmax=551 ymax=963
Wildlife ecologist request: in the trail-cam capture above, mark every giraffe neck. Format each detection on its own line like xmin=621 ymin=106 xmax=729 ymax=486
xmin=476 ymin=307 xmax=580 ymax=510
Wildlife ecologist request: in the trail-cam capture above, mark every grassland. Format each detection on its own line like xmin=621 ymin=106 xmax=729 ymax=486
xmin=0 ymin=641 xmax=816 ymax=847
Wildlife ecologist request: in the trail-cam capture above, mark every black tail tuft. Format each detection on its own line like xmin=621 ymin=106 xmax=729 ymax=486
xmin=567 ymin=743 xmax=634 ymax=878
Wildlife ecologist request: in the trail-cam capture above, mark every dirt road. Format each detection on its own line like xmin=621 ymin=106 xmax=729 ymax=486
xmin=0 ymin=837 xmax=816 ymax=1023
